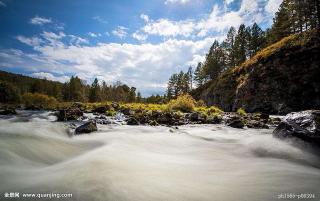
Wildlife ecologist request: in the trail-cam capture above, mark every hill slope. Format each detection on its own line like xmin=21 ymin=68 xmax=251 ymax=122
xmin=194 ymin=30 xmax=320 ymax=114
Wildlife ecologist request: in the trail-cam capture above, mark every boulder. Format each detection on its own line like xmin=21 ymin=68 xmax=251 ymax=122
xmin=93 ymin=106 xmax=109 ymax=114
xmin=246 ymin=120 xmax=269 ymax=129
xmin=111 ymin=102 xmax=120 ymax=110
xmin=75 ymin=121 xmax=98 ymax=135
xmin=227 ymin=119 xmax=244 ymax=128
xmin=126 ymin=117 xmax=140 ymax=125
xmin=0 ymin=108 xmax=17 ymax=115
xmin=273 ymin=110 xmax=320 ymax=145
xmin=57 ymin=108 xmax=83 ymax=121
xmin=206 ymin=115 xmax=222 ymax=124
xmin=122 ymin=108 xmax=134 ymax=115
xmin=189 ymin=112 xmax=206 ymax=123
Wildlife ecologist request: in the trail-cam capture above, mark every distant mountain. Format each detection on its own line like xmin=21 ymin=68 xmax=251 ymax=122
xmin=193 ymin=30 xmax=320 ymax=114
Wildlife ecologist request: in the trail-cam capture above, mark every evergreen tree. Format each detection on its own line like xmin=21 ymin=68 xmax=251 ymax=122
xmin=89 ymin=78 xmax=101 ymax=102
xmin=248 ymin=23 xmax=266 ymax=57
xmin=224 ymin=26 xmax=237 ymax=68
xmin=194 ymin=62 xmax=205 ymax=86
xmin=234 ymin=24 xmax=248 ymax=66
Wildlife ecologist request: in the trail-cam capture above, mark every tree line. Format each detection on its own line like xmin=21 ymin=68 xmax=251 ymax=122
xmin=167 ymin=0 xmax=320 ymax=98
xmin=0 ymin=71 xmax=141 ymax=103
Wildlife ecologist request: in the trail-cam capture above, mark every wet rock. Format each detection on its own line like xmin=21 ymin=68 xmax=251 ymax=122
xmin=206 ymin=115 xmax=222 ymax=124
xmin=111 ymin=102 xmax=120 ymax=110
xmin=269 ymin=117 xmax=282 ymax=126
xmin=25 ymin=105 xmax=41 ymax=110
xmin=0 ymin=108 xmax=17 ymax=115
xmin=57 ymin=108 xmax=83 ymax=121
xmin=273 ymin=110 xmax=320 ymax=145
xmin=75 ymin=121 xmax=97 ymax=135
xmin=227 ymin=119 xmax=244 ymax=128
xmin=189 ymin=112 xmax=206 ymax=123
xmin=126 ymin=117 xmax=140 ymax=125
xmin=93 ymin=106 xmax=109 ymax=114
xmin=122 ymin=108 xmax=134 ymax=115
xmin=260 ymin=113 xmax=269 ymax=120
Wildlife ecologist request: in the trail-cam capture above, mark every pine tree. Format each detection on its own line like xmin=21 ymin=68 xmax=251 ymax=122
xmin=248 ymin=23 xmax=266 ymax=57
xmin=194 ymin=62 xmax=205 ymax=86
xmin=234 ymin=24 xmax=248 ymax=66
xmin=224 ymin=26 xmax=236 ymax=69
xmin=89 ymin=78 xmax=101 ymax=102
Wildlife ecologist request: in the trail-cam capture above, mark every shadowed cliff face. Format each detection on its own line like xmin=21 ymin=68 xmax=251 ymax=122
xmin=196 ymin=30 xmax=320 ymax=114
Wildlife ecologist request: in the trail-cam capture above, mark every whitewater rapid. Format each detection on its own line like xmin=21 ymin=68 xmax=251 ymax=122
xmin=0 ymin=111 xmax=319 ymax=201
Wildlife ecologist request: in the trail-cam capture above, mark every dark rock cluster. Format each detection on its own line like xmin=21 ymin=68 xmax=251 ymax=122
xmin=273 ymin=110 xmax=320 ymax=146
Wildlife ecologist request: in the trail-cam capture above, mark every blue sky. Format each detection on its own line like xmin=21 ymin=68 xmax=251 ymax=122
xmin=0 ymin=0 xmax=281 ymax=96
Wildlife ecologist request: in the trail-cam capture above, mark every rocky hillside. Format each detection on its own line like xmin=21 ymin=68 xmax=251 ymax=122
xmin=194 ymin=30 xmax=320 ymax=114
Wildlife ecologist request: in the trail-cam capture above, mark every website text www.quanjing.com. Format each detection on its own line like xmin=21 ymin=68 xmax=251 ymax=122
xmin=3 ymin=192 xmax=73 ymax=199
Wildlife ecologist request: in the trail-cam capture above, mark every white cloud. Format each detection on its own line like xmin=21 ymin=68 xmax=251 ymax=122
xmin=8 ymin=31 xmax=221 ymax=95
xmin=224 ymin=0 xmax=235 ymax=5
xmin=30 ymin=16 xmax=52 ymax=25
xmin=140 ymin=14 xmax=149 ymax=22
xmin=143 ymin=19 xmax=195 ymax=37
xmin=265 ymin=0 xmax=282 ymax=15
xmin=112 ymin=26 xmax=128 ymax=39
xmin=16 ymin=36 xmax=43 ymax=47
xmin=30 ymin=72 xmax=70 ymax=83
xmin=164 ymin=0 xmax=190 ymax=5
xmin=69 ymin=35 xmax=89 ymax=46
xmin=88 ymin=32 xmax=102 ymax=37
xmin=0 ymin=1 xmax=6 ymax=7
xmin=132 ymin=31 xmax=148 ymax=41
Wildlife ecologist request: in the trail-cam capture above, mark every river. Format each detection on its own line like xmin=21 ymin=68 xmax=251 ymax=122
xmin=0 ymin=111 xmax=319 ymax=201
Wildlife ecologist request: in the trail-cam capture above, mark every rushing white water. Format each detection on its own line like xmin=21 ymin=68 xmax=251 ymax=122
xmin=0 ymin=111 xmax=320 ymax=201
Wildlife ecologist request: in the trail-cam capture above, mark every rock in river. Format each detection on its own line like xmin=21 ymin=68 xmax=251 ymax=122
xmin=0 ymin=108 xmax=17 ymax=115
xmin=75 ymin=121 xmax=98 ymax=135
xmin=273 ymin=110 xmax=320 ymax=145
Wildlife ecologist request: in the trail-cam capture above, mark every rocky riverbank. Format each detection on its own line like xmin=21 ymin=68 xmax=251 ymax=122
xmin=53 ymin=103 xmax=281 ymax=130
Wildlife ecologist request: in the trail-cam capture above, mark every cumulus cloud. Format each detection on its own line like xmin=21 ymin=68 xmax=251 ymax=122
xmin=30 ymin=16 xmax=52 ymax=25
xmin=6 ymin=30 xmax=221 ymax=95
xmin=137 ymin=0 xmax=274 ymax=39
xmin=112 ymin=26 xmax=128 ymax=39
xmin=143 ymin=19 xmax=195 ymax=37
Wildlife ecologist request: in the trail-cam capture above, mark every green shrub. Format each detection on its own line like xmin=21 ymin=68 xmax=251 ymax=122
xmin=237 ymin=108 xmax=247 ymax=116
xmin=207 ymin=106 xmax=223 ymax=115
xmin=22 ymin=93 xmax=58 ymax=109
xmin=195 ymin=100 xmax=206 ymax=107
xmin=167 ymin=94 xmax=196 ymax=112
